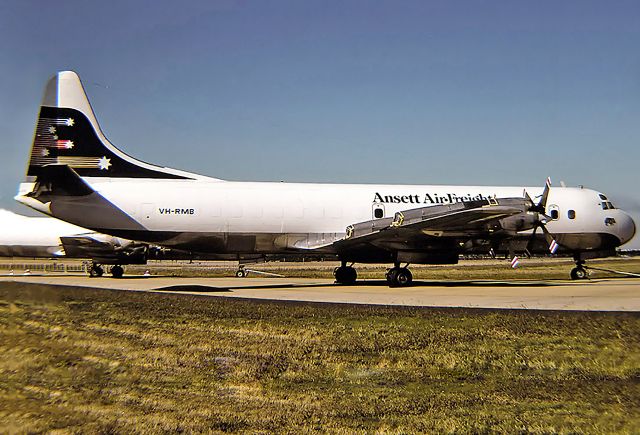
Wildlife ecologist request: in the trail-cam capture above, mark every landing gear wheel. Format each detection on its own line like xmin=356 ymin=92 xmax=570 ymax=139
xmin=571 ymin=267 xmax=587 ymax=280
xmin=386 ymin=267 xmax=413 ymax=287
xmin=111 ymin=265 xmax=124 ymax=279
xmin=396 ymin=268 xmax=413 ymax=286
xmin=334 ymin=266 xmax=357 ymax=285
xmin=89 ymin=264 xmax=104 ymax=278
xmin=386 ymin=268 xmax=398 ymax=285
xmin=235 ymin=269 xmax=246 ymax=278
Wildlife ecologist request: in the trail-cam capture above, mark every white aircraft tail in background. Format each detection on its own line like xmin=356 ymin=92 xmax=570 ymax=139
xmin=0 ymin=209 xmax=147 ymax=277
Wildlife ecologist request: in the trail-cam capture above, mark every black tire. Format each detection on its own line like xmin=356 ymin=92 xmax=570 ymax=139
xmin=388 ymin=267 xmax=413 ymax=287
xmin=396 ymin=268 xmax=413 ymax=286
xmin=571 ymin=267 xmax=587 ymax=280
xmin=89 ymin=265 xmax=104 ymax=278
xmin=345 ymin=266 xmax=357 ymax=284
xmin=335 ymin=266 xmax=357 ymax=285
xmin=386 ymin=268 xmax=399 ymax=285
xmin=111 ymin=265 xmax=124 ymax=278
xmin=235 ymin=269 xmax=246 ymax=278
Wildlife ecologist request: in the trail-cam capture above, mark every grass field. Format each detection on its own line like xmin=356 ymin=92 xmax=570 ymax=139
xmin=125 ymin=256 xmax=640 ymax=281
xmin=2 ymin=256 xmax=640 ymax=281
xmin=1 ymin=282 xmax=639 ymax=433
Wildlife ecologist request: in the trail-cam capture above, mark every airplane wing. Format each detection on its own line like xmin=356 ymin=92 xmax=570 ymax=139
xmin=60 ymin=233 xmax=148 ymax=264
xmin=332 ymin=197 xmax=531 ymax=253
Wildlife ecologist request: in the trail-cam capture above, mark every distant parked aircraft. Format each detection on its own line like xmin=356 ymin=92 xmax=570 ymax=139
xmin=0 ymin=209 xmax=147 ymax=277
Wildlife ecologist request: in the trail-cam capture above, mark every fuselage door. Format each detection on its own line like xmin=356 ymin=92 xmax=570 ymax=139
xmin=372 ymin=203 xmax=385 ymax=219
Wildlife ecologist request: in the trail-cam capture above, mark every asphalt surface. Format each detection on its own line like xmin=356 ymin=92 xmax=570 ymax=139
xmin=2 ymin=274 xmax=639 ymax=311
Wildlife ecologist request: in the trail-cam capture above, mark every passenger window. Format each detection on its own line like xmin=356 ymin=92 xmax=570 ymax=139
xmin=374 ymin=208 xmax=384 ymax=219
xmin=550 ymin=210 xmax=559 ymax=220
xmin=568 ymin=210 xmax=576 ymax=219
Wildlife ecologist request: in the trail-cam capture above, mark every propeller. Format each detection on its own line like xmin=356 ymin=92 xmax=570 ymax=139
xmin=524 ymin=177 xmax=560 ymax=255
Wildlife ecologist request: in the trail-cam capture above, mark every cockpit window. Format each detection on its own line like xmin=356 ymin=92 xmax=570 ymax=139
xmin=601 ymin=202 xmax=616 ymax=210
xmin=599 ymin=194 xmax=608 ymax=201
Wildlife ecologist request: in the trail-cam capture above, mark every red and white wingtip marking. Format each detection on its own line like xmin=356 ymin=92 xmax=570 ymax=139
xmin=510 ymin=256 xmax=520 ymax=268
xmin=549 ymin=239 xmax=559 ymax=254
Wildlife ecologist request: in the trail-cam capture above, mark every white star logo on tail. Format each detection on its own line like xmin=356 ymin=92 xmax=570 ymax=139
xmin=98 ymin=156 xmax=111 ymax=170
xmin=66 ymin=118 xmax=74 ymax=126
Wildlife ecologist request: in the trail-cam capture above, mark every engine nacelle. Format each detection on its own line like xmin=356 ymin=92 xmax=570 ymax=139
xmin=499 ymin=213 xmax=540 ymax=232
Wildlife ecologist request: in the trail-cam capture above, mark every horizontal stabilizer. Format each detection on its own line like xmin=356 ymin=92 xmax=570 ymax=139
xmin=16 ymin=164 xmax=147 ymax=233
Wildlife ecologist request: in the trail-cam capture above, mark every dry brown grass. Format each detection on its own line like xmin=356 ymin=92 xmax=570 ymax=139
xmin=1 ymin=281 xmax=639 ymax=433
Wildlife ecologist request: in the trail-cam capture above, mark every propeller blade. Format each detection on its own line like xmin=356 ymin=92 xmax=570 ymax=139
xmin=510 ymin=255 xmax=520 ymax=268
xmin=538 ymin=177 xmax=551 ymax=209
xmin=523 ymin=190 xmax=534 ymax=207
xmin=539 ymin=225 xmax=560 ymax=254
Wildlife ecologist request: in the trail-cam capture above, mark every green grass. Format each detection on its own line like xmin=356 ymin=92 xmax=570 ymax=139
xmin=126 ymin=257 xmax=640 ymax=281
xmin=1 ymin=282 xmax=639 ymax=433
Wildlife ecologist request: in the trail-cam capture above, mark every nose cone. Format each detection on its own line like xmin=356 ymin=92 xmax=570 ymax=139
xmin=617 ymin=211 xmax=636 ymax=246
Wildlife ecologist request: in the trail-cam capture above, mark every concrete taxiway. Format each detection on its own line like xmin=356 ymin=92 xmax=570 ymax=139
xmin=1 ymin=274 xmax=639 ymax=311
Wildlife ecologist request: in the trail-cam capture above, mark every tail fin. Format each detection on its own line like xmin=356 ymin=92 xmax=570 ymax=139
xmin=25 ymin=71 xmax=195 ymax=180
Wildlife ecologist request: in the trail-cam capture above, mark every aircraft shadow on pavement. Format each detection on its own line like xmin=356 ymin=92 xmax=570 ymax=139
xmin=403 ymin=280 xmax=561 ymax=287
xmin=154 ymin=279 xmax=563 ymax=292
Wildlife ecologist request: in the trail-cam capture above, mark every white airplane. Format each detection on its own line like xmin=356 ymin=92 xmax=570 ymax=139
xmin=0 ymin=209 xmax=147 ymax=277
xmin=15 ymin=71 xmax=636 ymax=286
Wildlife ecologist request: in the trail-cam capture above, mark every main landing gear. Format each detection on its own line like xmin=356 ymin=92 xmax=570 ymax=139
xmin=89 ymin=263 xmax=104 ymax=277
xmin=334 ymin=261 xmax=357 ymax=285
xmin=386 ymin=263 xmax=413 ymax=287
xmin=88 ymin=263 xmax=124 ymax=278
xmin=571 ymin=259 xmax=588 ymax=280
xmin=333 ymin=261 xmax=414 ymax=287
xmin=110 ymin=265 xmax=124 ymax=279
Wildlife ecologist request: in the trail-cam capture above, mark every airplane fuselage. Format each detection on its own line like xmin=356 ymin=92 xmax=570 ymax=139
xmin=20 ymin=177 xmax=634 ymax=259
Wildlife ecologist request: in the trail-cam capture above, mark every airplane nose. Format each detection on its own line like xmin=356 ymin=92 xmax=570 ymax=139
xmin=617 ymin=211 xmax=636 ymax=246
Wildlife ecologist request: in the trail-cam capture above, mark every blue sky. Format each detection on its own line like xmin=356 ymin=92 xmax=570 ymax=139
xmin=1 ymin=1 xmax=639 ymax=247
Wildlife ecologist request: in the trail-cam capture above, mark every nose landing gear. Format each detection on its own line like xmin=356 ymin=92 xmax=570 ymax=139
xmin=571 ymin=259 xmax=588 ymax=280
